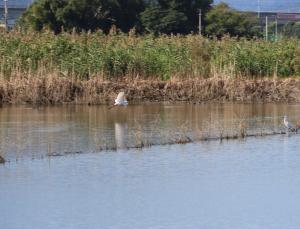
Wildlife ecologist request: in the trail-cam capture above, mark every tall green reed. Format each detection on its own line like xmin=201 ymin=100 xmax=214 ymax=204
xmin=0 ymin=30 xmax=299 ymax=80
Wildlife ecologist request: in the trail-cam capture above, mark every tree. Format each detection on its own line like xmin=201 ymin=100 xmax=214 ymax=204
xmin=18 ymin=0 xmax=145 ymax=33
xmin=141 ymin=0 xmax=212 ymax=34
xmin=281 ymin=22 xmax=300 ymax=38
xmin=205 ymin=3 xmax=261 ymax=38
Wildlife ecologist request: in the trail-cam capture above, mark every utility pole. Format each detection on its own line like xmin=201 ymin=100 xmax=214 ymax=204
xmin=4 ymin=0 xmax=8 ymax=30
xmin=198 ymin=9 xmax=202 ymax=36
xmin=265 ymin=16 xmax=268 ymax=41
xmin=275 ymin=17 xmax=278 ymax=41
xmin=257 ymin=0 xmax=260 ymax=18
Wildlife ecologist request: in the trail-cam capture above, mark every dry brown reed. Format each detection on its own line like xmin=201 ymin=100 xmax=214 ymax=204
xmin=1 ymin=75 xmax=300 ymax=105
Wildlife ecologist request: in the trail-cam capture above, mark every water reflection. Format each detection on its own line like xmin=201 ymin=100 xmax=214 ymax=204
xmin=114 ymin=122 xmax=128 ymax=149
xmin=0 ymin=103 xmax=299 ymax=161
xmin=1 ymin=104 xmax=300 ymax=229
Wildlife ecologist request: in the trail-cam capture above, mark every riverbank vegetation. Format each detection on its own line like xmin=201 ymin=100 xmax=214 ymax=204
xmin=0 ymin=31 xmax=299 ymax=81
xmin=0 ymin=30 xmax=299 ymax=105
xmin=1 ymin=75 xmax=300 ymax=105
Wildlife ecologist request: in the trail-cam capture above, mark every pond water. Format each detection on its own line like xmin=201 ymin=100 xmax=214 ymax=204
xmin=1 ymin=104 xmax=300 ymax=229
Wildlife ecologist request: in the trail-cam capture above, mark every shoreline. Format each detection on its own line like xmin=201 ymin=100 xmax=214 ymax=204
xmin=0 ymin=76 xmax=300 ymax=105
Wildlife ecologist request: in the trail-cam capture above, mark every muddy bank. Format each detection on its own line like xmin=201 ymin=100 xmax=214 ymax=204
xmin=0 ymin=76 xmax=300 ymax=105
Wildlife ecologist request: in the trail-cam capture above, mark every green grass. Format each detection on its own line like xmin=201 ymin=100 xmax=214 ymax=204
xmin=0 ymin=30 xmax=299 ymax=80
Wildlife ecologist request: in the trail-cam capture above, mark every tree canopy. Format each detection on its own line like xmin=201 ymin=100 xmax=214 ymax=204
xmin=19 ymin=0 xmax=145 ymax=33
xmin=140 ymin=0 xmax=212 ymax=34
xmin=282 ymin=22 xmax=300 ymax=38
xmin=19 ymin=0 xmax=212 ymax=34
xmin=18 ymin=0 xmax=266 ymax=38
xmin=205 ymin=3 xmax=261 ymax=38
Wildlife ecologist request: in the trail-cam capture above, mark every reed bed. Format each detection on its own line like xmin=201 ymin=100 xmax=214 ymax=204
xmin=0 ymin=30 xmax=299 ymax=104
xmin=0 ymin=30 xmax=299 ymax=81
xmin=0 ymin=75 xmax=300 ymax=105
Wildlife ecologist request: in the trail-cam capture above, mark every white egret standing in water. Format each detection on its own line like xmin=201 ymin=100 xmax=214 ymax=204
xmin=109 ymin=92 xmax=128 ymax=109
xmin=283 ymin=116 xmax=296 ymax=132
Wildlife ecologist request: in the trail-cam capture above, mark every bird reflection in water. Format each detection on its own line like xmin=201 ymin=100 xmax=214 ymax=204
xmin=114 ymin=122 xmax=128 ymax=149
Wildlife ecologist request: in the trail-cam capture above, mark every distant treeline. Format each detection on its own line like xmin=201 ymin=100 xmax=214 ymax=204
xmin=0 ymin=31 xmax=299 ymax=80
xmin=17 ymin=0 xmax=264 ymax=38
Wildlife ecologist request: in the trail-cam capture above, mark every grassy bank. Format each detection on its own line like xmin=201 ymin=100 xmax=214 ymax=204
xmin=1 ymin=76 xmax=300 ymax=105
xmin=0 ymin=31 xmax=299 ymax=105
xmin=0 ymin=31 xmax=300 ymax=80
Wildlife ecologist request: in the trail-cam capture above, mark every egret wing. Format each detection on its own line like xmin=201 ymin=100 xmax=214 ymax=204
xmin=116 ymin=92 xmax=125 ymax=103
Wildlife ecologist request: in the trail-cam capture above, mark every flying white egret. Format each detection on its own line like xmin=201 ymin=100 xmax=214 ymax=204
xmin=109 ymin=92 xmax=128 ymax=109
xmin=283 ymin=116 xmax=296 ymax=132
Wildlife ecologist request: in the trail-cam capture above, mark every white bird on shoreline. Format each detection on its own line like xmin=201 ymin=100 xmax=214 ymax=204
xmin=109 ymin=92 xmax=128 ymax=109
xmin=283 ymin=116 xmax=296 ymax=132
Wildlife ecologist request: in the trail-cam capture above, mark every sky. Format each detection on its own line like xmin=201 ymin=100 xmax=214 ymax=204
xmin=1 ymin=0 xmax=300 ymax=13
xmin=214 ymin=0 xmax=300 ymax=12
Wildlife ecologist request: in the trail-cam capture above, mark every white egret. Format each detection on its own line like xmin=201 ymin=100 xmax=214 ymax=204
xmin=283 ymin=116 xmax=296 ymax=132
xmin=109 ymin=92 xmax=128 ymax=109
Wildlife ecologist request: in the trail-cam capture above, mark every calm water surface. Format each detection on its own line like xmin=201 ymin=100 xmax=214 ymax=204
xmin=1 ymin=104 xmax=300 ymax=229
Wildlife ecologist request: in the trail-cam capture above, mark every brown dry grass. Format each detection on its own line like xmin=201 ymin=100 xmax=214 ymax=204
xmin=0 ymin=74 xmax=300 ymax=105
